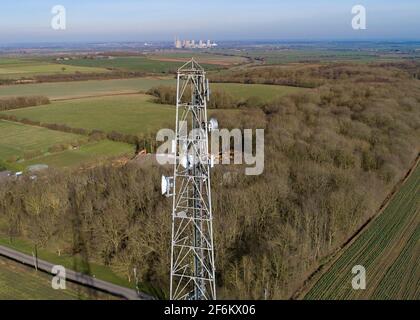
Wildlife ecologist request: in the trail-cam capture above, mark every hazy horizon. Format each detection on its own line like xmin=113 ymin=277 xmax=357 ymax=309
xmin=0 ymin=0 xmax=419 ymax=44
xmin=2 ymin=39 xmax=420 ymax=47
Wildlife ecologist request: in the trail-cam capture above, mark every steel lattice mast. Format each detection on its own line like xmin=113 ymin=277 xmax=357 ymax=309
xmin=168 ymin=58 xmax=216 ymax=300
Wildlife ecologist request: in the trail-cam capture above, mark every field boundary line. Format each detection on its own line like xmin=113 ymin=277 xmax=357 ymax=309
xmin=51 ymin=91 xmax=145 ymax=101
xmin=291 ymin=153 xmax=420 ymax=300
xmin=0 ymin=75 xmax=174 ymax=88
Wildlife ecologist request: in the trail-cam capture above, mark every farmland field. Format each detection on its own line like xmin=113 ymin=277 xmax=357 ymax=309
xmin=0 ymin=77 xmax=305 ymax=102
xmin=304 ymin=162 xmax=420 ymax=300
xmin=0 ymin=58 xmax=109 ymax=79
xmin=22 ymin=140 xmax=134 ymax=169
xmin=0 ymin=120 xmax=86 ymax=160
xmin=2 ymin=94 xmax=175 ymax=135
xmin=0 ymin=256 xmax=118 ymax=300
xmin=211 ymin=82 xmax=308 ymax=102
xmin=57 ymin=55 xmax=225 ymax=73
xmin=0 ymin=256 xmax=90 ymax=300
xmin=245 ymin=49 xmax=381 ymax=64
xmin=0 ymin=77 xmax=175 ymax=100
xmin=147 ymin=52 xmax=249 ymax=66
xmin=1 ymin=94 xmax=242 ymax=136
xmin=221 ymin=48 xmax=417 ymax=64
xmin=0 ymin=237 xmax=133 ymax=292
xmin=0 ymin=120 xmax=133 ymax=169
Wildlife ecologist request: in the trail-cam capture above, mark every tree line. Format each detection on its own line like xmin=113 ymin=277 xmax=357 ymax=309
xmin=147 ymin=86 xmax=264 ymax=109
xmin=0 ymin=96 xmax=50 ymax=111
xmin=208 ymin=61 xmax=416 ymax=89
xmin=0 ymin=71 xmax=149 ymax=86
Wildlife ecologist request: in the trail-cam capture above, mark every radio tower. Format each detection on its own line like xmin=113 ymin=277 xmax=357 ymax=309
xmin=162 ymin=58 xmax=217 ymax=300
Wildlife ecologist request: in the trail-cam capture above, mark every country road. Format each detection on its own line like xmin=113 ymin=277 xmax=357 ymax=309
xmin=0 ymin=245 xmax=154 ymax=300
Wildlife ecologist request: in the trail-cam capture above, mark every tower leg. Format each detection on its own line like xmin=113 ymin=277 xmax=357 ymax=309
xmin=169 ymin=59 xmax=216 ymax=300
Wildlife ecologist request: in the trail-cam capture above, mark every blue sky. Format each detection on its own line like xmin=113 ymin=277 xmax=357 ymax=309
xmin=0 ymin=0 xmax=419 ymax=43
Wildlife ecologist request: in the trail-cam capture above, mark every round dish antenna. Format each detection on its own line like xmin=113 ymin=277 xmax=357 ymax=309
xmin=208 ymin=118 xmax=219 ymax=132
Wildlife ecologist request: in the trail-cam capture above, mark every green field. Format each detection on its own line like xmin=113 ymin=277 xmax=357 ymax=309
xmin=1 ymin=94 xmax=242 ymax=136
xmin=212 ymin=82 xmax=308 ymax=102
xmin=305 ymin=162 xmax=420 ymax=300
xmin=0 ymin=77 xmax=175 ymax=100
xmin=0 ymin=120 xmax=86 ymax=159
xmin=22 ymin=140 xmax=134 ymax=168
xmin=0 ymin=58 xmax=108 ymax=79
xmin=0 ymin=120 xmax=133 ymax=169
xmin=0 ymin=91 xmax=245 ymax=170
xmin=0 ymin=235 xmax=163 ymax=298
xmin=0 ymin=256 xmax=90 ymax=300
xmin=0 ymin=237 xmax=133 ymax=292
xmin=147 ymin=52 xmax=249 ymax=65
xmin=0 ymin=256 xmax=117 ymax=300
xmin=224 ymin=49 xmax=404 ymax=64
xmin=58 ymin=55 xmax=223 ymax=73
xmin=0 ymin=77 xmax=305 ymax=102
xmin=250 ymin=49 xmax=381 ymax=64
xmin=2 ymin=94 xmax=175 ymax=135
